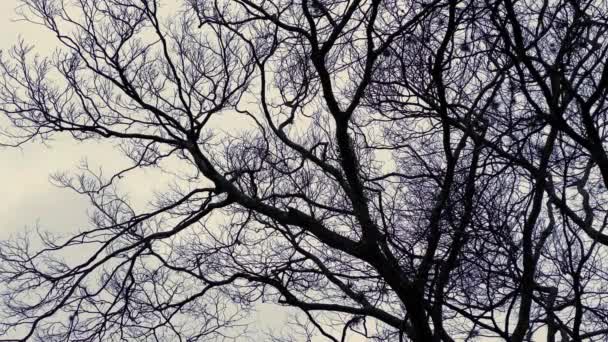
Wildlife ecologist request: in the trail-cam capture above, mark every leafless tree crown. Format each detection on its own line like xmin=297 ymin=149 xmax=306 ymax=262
xmin=2 ymin=0 xmax=608 ymax=341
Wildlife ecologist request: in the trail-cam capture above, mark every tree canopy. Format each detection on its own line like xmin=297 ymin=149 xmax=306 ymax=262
xmin=2 ymin=0 xmax=608 ymax=341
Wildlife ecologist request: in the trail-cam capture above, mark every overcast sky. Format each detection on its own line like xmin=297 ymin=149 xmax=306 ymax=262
xmin=0 ymin=1 xmax=322 ymax=340
xmin=0 ymin=1 xmax=525 ymax=341
xmin=0 ymin=0 xmax=91 ymax=240
xmin=0 ymin=0 xmax=171 ymax=240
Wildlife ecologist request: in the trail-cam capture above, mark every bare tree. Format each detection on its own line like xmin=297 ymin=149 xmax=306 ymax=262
xmin=2 ymin=0 xmax=608 ymax=341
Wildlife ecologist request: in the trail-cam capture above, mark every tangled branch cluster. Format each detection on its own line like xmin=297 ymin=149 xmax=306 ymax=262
xmin=2 ymin=0 xmax=608 ymax=341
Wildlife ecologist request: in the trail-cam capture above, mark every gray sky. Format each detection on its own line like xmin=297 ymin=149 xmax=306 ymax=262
xmin=0 ymin=1 xmax=306 ymax=340
xmin=0 ymin=1 xmax=531 ymax=341
xmin=0 ymin=0 xmax=90 ymax=239
xmin=0 ymin=0 xmax=173 ymax=240
xmin=0 ymin=1 xmax=397 ymax=341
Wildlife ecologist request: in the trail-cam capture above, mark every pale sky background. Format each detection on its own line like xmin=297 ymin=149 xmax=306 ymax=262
xmin=0 ymin=1 xmax=354 ymax=341
xmin=0 ymin=0 xmax=292 ymax=340
xmin=0 ymin=0 xmax=164 ymax=238
xmin=0 ymin=1 xmax=534 ymax=341
xmin=0 ymin=0 xmax=88 ymax=240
